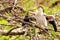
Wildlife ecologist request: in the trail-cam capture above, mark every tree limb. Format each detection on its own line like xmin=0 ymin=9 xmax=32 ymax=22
xmin=0 ymin=27 xmax=26 ymax=35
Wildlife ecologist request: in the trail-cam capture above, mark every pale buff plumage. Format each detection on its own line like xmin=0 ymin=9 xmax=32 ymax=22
xmin=32 ymin=9 xmax=48 ymax=29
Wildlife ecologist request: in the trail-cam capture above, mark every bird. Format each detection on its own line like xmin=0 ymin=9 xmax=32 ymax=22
xmin=29 ymin=6 xmax=48 ymax=31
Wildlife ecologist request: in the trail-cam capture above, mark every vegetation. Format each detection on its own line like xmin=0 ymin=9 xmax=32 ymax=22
xmin=0 ymin=0 xmax=60 ymax=40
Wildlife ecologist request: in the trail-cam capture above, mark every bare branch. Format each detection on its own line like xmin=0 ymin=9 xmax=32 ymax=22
xmin=0 ymin=6 xmax=25 ymax=14
xmin=0 ymin=27 xmax=26 ymax=35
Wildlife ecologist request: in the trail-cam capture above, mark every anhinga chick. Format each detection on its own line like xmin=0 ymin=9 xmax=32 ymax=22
xmin=29 ymin=6 xmax=48 ymax=31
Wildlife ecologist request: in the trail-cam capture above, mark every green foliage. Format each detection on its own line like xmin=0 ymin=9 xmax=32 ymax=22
xmin=0 ymin=35 xmax=10 ymax=40
xmin=3 ymin=26 xmax=12 ymax=30
xmin=23 ymin=0 xmax=35 ymax=11
xmin=0 ymin=19 xmax=8 ymax=24
xmin=2 ymin=4 xmax=8 ymax=8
